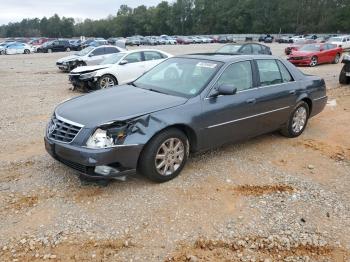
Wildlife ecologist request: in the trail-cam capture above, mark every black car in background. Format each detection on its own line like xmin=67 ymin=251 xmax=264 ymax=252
xmin=45 ymin=54 xmax=327 ymax=183
xmin=216 ymin=43 xmax=272 ymax=55
xmin=37 ymin=40 xmax=71 ymax=53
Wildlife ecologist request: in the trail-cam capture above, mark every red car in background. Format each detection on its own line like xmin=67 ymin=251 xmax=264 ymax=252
xmin=284 ymin=39 xmax=317 ymax=55
xmin=288 ymin=43 xmax=342 ymax=67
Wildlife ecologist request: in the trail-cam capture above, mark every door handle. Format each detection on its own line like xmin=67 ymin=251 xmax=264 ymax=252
xmin=289 ymin=90 xmax=296 ymax=95
xmin=246 ymin=98 xmax=256 ymax=104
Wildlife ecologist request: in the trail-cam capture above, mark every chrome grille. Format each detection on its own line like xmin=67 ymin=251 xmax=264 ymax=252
xmin=47 ymin=114 xmax=82 ymax=143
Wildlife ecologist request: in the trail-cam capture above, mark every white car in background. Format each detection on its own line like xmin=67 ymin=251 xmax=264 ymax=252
xmin=328 ymin=35 xmax=350 ymax=49
xmin=68 ymin=49 xmax=172 ymax=91
xmin=56 ymin=45 xmax=125 ymax=72
xmin=4 ymin=42 xmax=33 ymax=55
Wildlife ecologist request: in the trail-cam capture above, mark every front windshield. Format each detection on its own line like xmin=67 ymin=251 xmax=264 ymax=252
xmin=101 ymin=53 xmax=125 ymax=65
xmin=76 ymin=46 xmax=94 ymax=56
xmin=217 ymin=44 xmax=242 ymax=53
xmin=300 ymin=44 xmax=321 ymax=51
xmin=134 ymin=58 xmax=222 ymax=98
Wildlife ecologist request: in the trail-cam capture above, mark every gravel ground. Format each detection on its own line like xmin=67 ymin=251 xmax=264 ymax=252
xmin=0 ymin=43 xmax=349 ymax=262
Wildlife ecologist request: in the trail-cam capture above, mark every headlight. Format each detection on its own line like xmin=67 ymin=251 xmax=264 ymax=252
xmin=86 ymin=129 xmax=114 ymax=149
xmin=80 ymin=71 xmax=97 ymax=80
xmin=86 ymin=123 xmax=131 ymax=149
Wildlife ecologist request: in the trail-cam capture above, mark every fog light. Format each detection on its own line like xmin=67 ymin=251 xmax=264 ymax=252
xmin=95 ymin=165 xmax=120 ymax=176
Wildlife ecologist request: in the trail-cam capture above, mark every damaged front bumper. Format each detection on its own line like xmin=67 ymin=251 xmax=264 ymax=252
xmin=69 ymin=73 xmax=98 ymax=90
xmin=44 ymin=136 xmax=143 ymax=179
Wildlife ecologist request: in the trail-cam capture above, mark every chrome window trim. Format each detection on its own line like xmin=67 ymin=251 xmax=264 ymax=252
xmin=206 ymin=106 xmax=290 ymax=129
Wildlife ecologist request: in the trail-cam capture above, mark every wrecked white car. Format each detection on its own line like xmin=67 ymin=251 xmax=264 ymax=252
xmin=56 ymin=45 xmax=125 ymax=72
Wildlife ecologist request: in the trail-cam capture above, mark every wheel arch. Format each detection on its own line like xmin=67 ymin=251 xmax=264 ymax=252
xmin=298 ymin=96 xmax=313 ymax=115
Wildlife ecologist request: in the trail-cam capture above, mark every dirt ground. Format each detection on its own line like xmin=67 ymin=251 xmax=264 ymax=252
xmin=0 ymin=43 xmax=349 ymax=262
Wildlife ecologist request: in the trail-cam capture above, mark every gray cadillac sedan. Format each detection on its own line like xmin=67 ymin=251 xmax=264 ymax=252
xmin=45 ymin=54 xmax=327 ymax=182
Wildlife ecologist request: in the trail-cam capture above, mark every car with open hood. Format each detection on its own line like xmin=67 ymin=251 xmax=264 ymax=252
xmin=68 ymin=49 xmax=172 ymax=91
xmin=45 ymin=54 xmax=327 ymax=183
xmin=288 ymin=43 xmax=342 ymax=67
xmin=56 ymin=45 xmax=125 ymax=72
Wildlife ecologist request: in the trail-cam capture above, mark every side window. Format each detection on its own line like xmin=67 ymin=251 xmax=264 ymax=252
xmin=277 ymin=61 xmax=293 ymax=82
xmin=256 ymin=59 xmax=283 ymax=86
xmin=144 ymin=51 xmax=165 ymax=61
xmin=252 ymin=44 xmax=262 ymax=54
xmin=91 ymin=48 xmax=104 ymax=56
xmin=217 ymin=61 xmax=253 ymax=92
xmin=240 ymin=45 xmax=252 ymax=54
xmin=124 ymin=52 xmax=143 ymax=63
xmin=105 ymin=47 xmax=119 ymax=54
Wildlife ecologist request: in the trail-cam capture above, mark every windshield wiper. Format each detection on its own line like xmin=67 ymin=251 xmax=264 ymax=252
xmin=147 ymin=88 xmax=166 ymax=94
xmin=128 ymin=82 xmax=138 ymax=87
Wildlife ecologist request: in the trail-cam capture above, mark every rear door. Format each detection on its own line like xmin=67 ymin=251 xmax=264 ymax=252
xmin=142 ymin=51 xmax=168 ymax=71
xmin=251 ymin=59 xmax=298 ymax=132
xmin=104 ymin=47 xmax=119 ymax=59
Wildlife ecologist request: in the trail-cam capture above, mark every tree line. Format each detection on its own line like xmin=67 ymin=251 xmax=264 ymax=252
xmin=1 ymin=0 xmax=349 ymax=38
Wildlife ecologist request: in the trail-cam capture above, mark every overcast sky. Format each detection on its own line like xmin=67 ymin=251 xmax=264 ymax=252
xmin=0 ymin=0 xmax=166 ymax=25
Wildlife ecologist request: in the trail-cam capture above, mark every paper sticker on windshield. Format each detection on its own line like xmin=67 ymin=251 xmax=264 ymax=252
xmin=196 ymin=62 xmax=217 ymax=69
xmin=189 ymin=89 xmax=197 ymax=94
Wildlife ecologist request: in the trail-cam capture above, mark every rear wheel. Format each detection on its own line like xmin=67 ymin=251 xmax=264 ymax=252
xmin=280 ymin=101 xmax=309 ymax=138
xmin=138 ymin=128 xmax=189 ymax=183
xmin=333 ymin=53 xmax=341 ymax=64
xmin=97 ymin=74 xmax=117 ymax=89
xmin=66 ymin=47 xmax=71 ymax=52
xmin=310 ymin=56 xmax=318 ymax=67
xmin=0 ymin=50 xmax=4 ymax=55
xmin=339 ymin=64 xmax=350 ymax=85
xmin=48 ymin=49 xmax=52 ymax=53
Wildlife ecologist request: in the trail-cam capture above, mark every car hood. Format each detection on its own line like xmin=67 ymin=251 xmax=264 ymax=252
xmin=57 ymin=55 xmax=81 ymax=63
xmin=55 ymin=85 xmax=188 ymax=128
xmin=70 ymin=64 xmax=111 ymax=74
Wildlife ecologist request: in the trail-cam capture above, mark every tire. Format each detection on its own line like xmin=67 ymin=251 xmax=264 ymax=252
xmin=48 ymin=49 xmax=52 ymax=53
xmin=0 ymin=50 xmax=4 ymax=55
xmin=97 ymin=74 xmax=117 ymax=89
xmin=138 ymin=128 xmax=189 ymax=183
xmin=333 ymin=53 xmax=341 ymax=64
xmin=280 ymin=101 xmax=310 ymax=138
xmin=66 ymin=47 xmax=71 ymax=52
xmin=310 ymin=56 xmax=318 ymax=67
xmin=24 ymin=49 xmax=30 ymax=54
xmin=339 ymin=64 xmax=350 ymax=85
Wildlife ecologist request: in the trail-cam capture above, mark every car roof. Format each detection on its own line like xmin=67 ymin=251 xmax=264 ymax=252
xmin=177 ymin=54 xmax=277 ymax=63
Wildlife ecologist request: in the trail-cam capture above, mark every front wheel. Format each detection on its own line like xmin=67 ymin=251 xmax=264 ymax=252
xmin=310 ymin=56 xmax=318 ymax=67
xmin=97 ymin=75 xmax=117 ymax=89
xmin=339 ymin=64 xmax=350 ymax=85
xmin=280 ymin=101 xmax=309 ymax=138
xmin=66 ymin=47 xmax=71 ymax=52
xmin=24 ymin=49 xmax=30 ymax=54
xmin=0 ymin=50 xmax=4 ymax=55
xmin=138 ymin=128 xmax=189 ymax=183
xmin=47 ymin=49 xmax=52 ymax=53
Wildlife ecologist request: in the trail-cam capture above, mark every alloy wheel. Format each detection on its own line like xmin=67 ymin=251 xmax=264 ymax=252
xmin=310 ymin=57 xmax=318 ymax=67
xmin=292 ymin=107 xmax=307 ymax=133
xmin=155 ymin=138 xmax=185 ymax=176
xmin=99 ymin=76 xmax=115 ymax=89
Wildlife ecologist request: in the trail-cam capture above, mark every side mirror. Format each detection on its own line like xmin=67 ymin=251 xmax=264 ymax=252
xmin=88 ymin=53 xmax=94 ymax=57
xmin=212 ymin=84 xmax=237 ymax=97
xmin=119 ymin=60 xmax=128 ymax=65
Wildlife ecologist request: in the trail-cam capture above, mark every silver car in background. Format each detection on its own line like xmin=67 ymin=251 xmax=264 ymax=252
xmin=56 ymin=45 xmax=126 ymax=72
